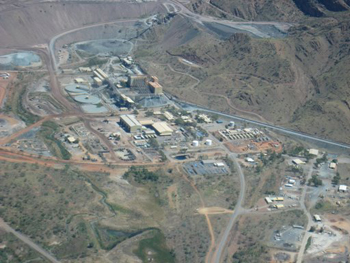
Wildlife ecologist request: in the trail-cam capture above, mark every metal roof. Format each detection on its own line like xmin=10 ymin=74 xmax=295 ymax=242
xmin=120 ymin=114 xmax=141 ymax=128
xmin=152 ymin=122 xmax=172 ymax=135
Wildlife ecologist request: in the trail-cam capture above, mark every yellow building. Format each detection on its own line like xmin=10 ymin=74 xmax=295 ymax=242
xmin=94 ymin=77 xmax=103 ymax=86
xmin=152 ymin=122 xmax=173 ymax=136
xmin=120 ymin=115 xmax=142 ymax=133
xmin=74 ymin=78 xmax=86 ymax=84
xmin=274 ymin=204 xmax=284 ymax=209
xmin=148 ymin=81 xmax=163 ymax=94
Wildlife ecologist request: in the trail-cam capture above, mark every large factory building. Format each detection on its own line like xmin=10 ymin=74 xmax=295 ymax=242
xmin=120 ymin=114 xmax=142 ymax=133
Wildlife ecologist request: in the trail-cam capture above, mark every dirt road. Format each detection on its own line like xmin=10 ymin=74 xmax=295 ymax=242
xmin=197 ymin=207 xmax=234 ymax=215
xmin=178 ymin=166 xmax=216 ymax=263
xmin=209 ymin=154 xmax=246 ymax=263
xmin=201 ymin=92 xmax=267 ymax=122
xmin=0 ymin=147 xmax=163 ymax=169
xmin=296 ymin=161 xmax=315 ymax=263
xmin=167 ymin=0 xmax=292 ymax=38
xmin=0 ymin=116 xmax=50 ymax=145
xmin=0 ymin=218 xmax=60 ymax=263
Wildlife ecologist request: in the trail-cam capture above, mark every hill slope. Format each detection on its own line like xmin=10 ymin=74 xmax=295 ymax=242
xmin=136 ymin=5 xmax=350 ymax=144
xmin=0 ymin=1 xmax=161 ymax=47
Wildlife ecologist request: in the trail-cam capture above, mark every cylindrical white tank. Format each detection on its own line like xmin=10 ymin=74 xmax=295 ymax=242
xmin=192 ymin=140 xmax=199 ymax=147
xmin=205 ymin=139 xmax=212 ymax=146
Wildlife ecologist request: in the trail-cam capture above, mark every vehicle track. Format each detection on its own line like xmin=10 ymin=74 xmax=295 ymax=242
xmin=177 ymin=166 xmax=216 ymax=263
xmin=0 ymin=218 xmax=60 ymax=263
xmin=296 ymin=161 xmax=315 ymax=263
xmin=209 ymin=155 xmax=245 ymax=263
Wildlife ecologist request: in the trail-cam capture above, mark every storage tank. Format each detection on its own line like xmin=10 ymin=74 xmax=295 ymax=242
xmin=205 ymin=139 xmax=212 ymax=146
xmin=192 ymin=140 xmax=199 ymax=147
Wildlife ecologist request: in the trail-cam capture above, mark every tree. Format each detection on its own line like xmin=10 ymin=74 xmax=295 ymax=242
xmin=175 ymin=118 xmax=185 ymax=126
xmin=159 ymin=150 xmax=167 ymax=162
xmin=315 ymin=153 xmax=327 ymax=165
xmin=149 ymin=138 xmax=159 ymax=149
xmin=308 ymin=175 xmax=323 ymax=187
xmin=332 ymin=172 xmax=341 ymax=185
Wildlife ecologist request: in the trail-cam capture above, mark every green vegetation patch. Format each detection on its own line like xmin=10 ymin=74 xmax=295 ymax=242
xmin=38 ymin=121 xmax=71 ymax=160
xmin=244 ymin=151 xmax=285 ymax=207
xmin=94 ymin=225 xmax=151 ymax=250
xmin=0 ymin=162 xmax=107 ymax=260
xmin=123 ymin=166 xmax=159 ymax=184
xmin=0 ymin=231 xmax=49 ymax=263
xmin=134 ymin=229 xmax=175 ymax=263
xmin=232 ymin=243 xmax=269 ymax=263
xmin=85 ymin=57 xmax=108 ymax=67
xmin=3 ymin=73 xmax=40 ymax=125
xmin=234 ymin=210 xmax=307 ymax=260
xmin=313 ymin=200 xmax=336 ymax=213
xmin=308 ymin=175 xmax=323 ymax=187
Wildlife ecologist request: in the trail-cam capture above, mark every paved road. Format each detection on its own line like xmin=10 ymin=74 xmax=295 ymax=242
xmin=211 ymin=155 xmax=246 ymax=263
xmin=296 ymin=162 xmax=315 ymax=263
xmin=172 ymin=98 xmax=350 ymax=150
xmin=0 ymin=218 xmax=60 ymax=263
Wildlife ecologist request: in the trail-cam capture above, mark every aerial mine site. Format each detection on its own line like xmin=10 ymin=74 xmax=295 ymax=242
xmin=0 ymin=0 xmax=350 ymax=262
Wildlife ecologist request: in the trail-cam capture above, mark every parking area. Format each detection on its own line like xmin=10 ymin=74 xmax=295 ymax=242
xmin=270 ymin=226 xmax=304 ymax=251
xmin=183 ymin=161 xmax=229 ymax=176
xmin=115 ymin=148 xmax=136 ymax=161
xmin=218 ymin=128 xmax=269 ymax=142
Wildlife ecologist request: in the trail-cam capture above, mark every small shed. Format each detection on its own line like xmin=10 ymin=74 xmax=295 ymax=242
xmin=274 ymin=204 xmax=284 ymax=209
xmin=265 ymin=197 xmax=272 ymax=204
xmin=308 ymin=149 xmax=319 ymax=156
xmin=292 ymin=159 xmax=305 ymax=165
xmin=314 ymin=214 xmax=321 ymax=222
xmin=329 ymin=162 xmax=337 ymax=169
xmin=245 ymin=157 xmax=255 ymax=163
xmin=338 ymin=185 xmax=347 ymax=192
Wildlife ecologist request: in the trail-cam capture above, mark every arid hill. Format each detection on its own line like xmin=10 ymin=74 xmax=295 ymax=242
xmin=204 ymin=0 xmax=350 ymax=21
xmin=135 ymin=2 xmax=350 ymax=144
xmin=0 ymin=1 xmax=162 ymax=47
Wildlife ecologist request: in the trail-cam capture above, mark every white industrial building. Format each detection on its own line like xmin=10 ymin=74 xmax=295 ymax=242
xmin=192 ymin=140 xmax=199 ymax=147
xmin=205 ymin=139 xmax=212 ymax=146
xmin=338 ymin=185 xmax=347 ymax=192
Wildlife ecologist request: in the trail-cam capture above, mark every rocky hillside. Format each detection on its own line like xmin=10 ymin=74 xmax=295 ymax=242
xmin=137 ymin=4 xmax=350 ymax=144
xmin=206 ymin=0 xmax=350 ymax=21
